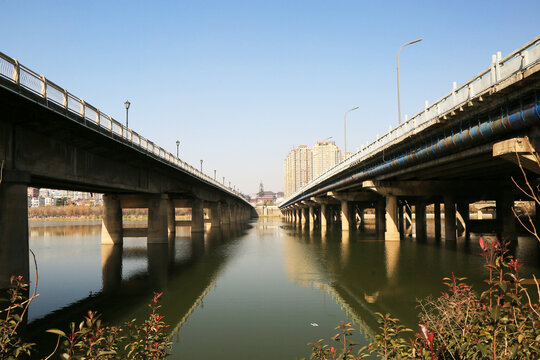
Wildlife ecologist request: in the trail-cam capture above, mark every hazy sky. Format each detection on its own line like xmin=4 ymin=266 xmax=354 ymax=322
xmin=2 ymin=1 xmax=539 ymax=194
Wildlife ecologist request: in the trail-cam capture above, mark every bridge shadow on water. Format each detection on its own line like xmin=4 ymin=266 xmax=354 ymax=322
xmin=24 ymin=222 xmax=252 ymax=358
xmin=281 ymin=220 xmax=540 ymax=338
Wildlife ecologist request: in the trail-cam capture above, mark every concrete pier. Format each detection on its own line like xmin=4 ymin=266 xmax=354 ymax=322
xmin=0 ymin=178 xmax=29 ymax=287
xmin=210 ymin=202 xmax=221 ymax=228
xmin=341 ymin=200 xmax=351 ymax=231
xmin=148 ymin=195 xmax=170 ymax=243
xmin=434 ymin=202 xmax=441 ymax=240
xmin=385 ymin=195 xmax=400 ymax=241
xmin=192 ymin=198 xmax=205 ymax=233
xmin=376 ymin=199 xmax=385 ymax=239
xmin=320 ymin=203 xmax=328 ymax=228
xmin=444 ymin=196 xmax=457 ymax=241
xmin=101 ymin=194 xmax=123 ymax=245
xmin=415 ymin=199 xmax=426 ymax=241
xmin=309 ymin=206 xmax=315 ymax=230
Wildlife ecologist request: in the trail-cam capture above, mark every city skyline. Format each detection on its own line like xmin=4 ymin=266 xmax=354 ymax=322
xmin=2 ymin=1 xmax=539 ymax=194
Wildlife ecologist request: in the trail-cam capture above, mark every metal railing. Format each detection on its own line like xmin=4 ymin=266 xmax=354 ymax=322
xmin=0 ymin=52 xmax=249 ymax=204
xmin=283 ymin=35 xmax=540 ymax=205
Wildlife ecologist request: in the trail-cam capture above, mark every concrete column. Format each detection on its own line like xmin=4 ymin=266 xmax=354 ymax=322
xmin=398 ymin=203 xmax=404 ymax=236
xmin=358 ymin=207 xmax=365 ymax=231
xmin=210 ymin=202 xmax=221 ymax=228
xmin=191 ymin=198 xmax=205 ymax=233
xmin=167 ymin=199 xmax=176 ymax=237
xmin=148 ymin=194 xmax=169 ymax=243
xmin=434 ymin=202 xmax=441 ymax=240
xmin=376 ymin=199 xmax=385 ymax=239
xmin=222 ymin=203 xmax=230 ymax=224
xmin=309 ymin=206 xmax=315 ymax=230
xmin=320 ymin=204 xmax=328 ymax=228
xmin=444 ymin=196 xmax=457 ymax=241
xmin=341 ymin=200 xmax=351 ymax=231
xmin=101 ymin=194 xmax=123 ymax=245
xmin=415 ymin=199 xmax=426 ymax=241
xmin=385 ymin=195 xmax=400 ymax=241
xmin=497 ymin=191 xmax=515 ymax=243
xmin=0 ymin=180 xmax=29 ymax=288
xmin=405 ymin=202 xmax=412 ymax=237
xmin=299 ymin=208 xmax=305 ymax=226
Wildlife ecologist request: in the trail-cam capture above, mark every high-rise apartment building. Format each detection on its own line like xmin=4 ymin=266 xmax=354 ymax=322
xmin=312 ymin=140 xmax=342 ymax=180
xmin=284 ymin=145 xmax=312 ymax=197
xmin=284 ymin=141 xmax=343 ymax=197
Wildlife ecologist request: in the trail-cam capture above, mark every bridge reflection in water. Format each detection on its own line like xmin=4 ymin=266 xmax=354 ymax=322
xmin=24 ymin=219 xmax=539 ymax=359
xmin=26 ymin=221 xmax=249 ymax=357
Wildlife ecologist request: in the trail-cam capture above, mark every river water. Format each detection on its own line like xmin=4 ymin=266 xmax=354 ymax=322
xmin=25 ymin=219 xmax=540 ymax=359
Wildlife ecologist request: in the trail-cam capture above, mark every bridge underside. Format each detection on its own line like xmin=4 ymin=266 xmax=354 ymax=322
xmin=282 ymin=55 xmax=540 ymax=244
xmin=0 ymin=77 xmax=255 ymax=289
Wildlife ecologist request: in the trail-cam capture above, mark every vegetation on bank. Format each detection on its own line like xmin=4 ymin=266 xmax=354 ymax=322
xmin=303 ymin=236 xmax=540 ymax=360
xmin=1 ymin=276 xmax=171 ymax=359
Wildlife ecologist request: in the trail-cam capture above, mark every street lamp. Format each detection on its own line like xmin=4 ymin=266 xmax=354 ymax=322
xmin=176 ymin=140 xmax=180 ymax=158
xmin=397 ymin=38 xmax=423 ymax=124
xmin=124 ymin=100 xmax=130 ymax=128
xmin=344 ymin=106 xmax=359 ymax=157
xmin=214 ymin=169 xmax=216 ymax=180
xmin=200 ymin=159 xmax=203 ymax=173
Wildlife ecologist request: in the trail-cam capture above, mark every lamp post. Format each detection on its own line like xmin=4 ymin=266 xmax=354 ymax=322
xmin=200 ymin=159 xmax=203 ymax=173
xmin=214 ymin=170 xmax=216 ymax=180
xmin=176 ymin=140 xmax=180 ymax=158
xmin=344 ymin=106 xmax=359 ymax=157
xmin=397 ymin=38 xmax=422 ymax=124
xmin=223 ymin=176 xmax=225 ymax=184
xmin=124 ymin=100 xmax=130 ymax=128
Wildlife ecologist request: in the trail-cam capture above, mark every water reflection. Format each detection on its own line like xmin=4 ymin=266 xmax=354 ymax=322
xmin=283 ymin=222 xmax=540 ymax=333
xmin=27 ymin=221 xmax=251 ymax=357
xmin=26 ymin=219 xmax=540 ymax=359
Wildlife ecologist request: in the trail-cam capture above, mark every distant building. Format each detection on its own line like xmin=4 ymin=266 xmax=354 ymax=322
xmin=284 ymin=145 xmax=312 ymax=197
xmin=283 ymin=141 xmax=343 ymax=197
xmin=312 ymin=140 xmax=342 ymax=179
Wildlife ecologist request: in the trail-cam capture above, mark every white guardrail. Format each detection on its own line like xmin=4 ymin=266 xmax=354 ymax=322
xmin=284 ymin=35 xmax=540 ymax=205
xmin=0 ymin=52 xmax=249 ymax=204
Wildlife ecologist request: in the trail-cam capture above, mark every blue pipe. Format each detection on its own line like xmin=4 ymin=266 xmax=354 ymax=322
xmin=284 ymin=95 xmax=540 ymax=208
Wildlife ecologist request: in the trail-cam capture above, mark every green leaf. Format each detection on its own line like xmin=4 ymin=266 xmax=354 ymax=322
xmin=46 ymin=329 xmax=67 ymax=337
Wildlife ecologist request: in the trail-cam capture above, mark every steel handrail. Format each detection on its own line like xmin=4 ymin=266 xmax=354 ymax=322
xmin=284 ymin=35 xmax=540 ymax=205
xmin=0 ymin=52 xmax=249 ymax=204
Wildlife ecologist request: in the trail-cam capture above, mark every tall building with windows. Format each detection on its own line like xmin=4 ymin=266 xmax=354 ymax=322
xmin=312 ymin=140 xmax=342 ymax=180
xmin=284 ymin=141 xmax=343 ymax=197
xmin=284 ymin=145 xmax=312 ymax=197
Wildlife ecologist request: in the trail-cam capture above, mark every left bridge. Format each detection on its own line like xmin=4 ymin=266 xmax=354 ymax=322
xmin=0 ymin=52 xmax=254 ymax=288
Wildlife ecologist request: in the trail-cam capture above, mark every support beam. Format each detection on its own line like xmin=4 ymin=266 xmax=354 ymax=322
xmin=320 ymin=204 xmax=327 ymax=228
xmin=341 ymin=200 xmax=351 ymax=231
xmin=405 ymin=202 xmax=412 ymax=237
xmin=210 ymin=202 xmax=221 ymax=228
xmin=497 ymin=190 xmax=516 ymax=243
xmin=309 ymin=206 xmax=315 ymax=230
xmin=101 ymin=194 xmax=123 ymax=245
xmin=167 ymin=199 xmax=176 ymax=237
xmin=0 ymin=179 xmax=29 ymax=288
xmin=434 ymin=202 xmax=441 ymax=240
xmin=376 ymin=198 xmax=385 ymax=239
xmin=191 ymin=198 xmax=205 ymax=233
xmin=221 ymin=203 xmax=230 ymax=225
xmin=385 ymin=195 xmax=400 ymax=241
xmin=444 ymin=196 xmax=457 ymax=241
xmin=415 ymin=199 xmax=426 ymax=241
xmin=148 ymin=194 xmax=169 ymax=243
